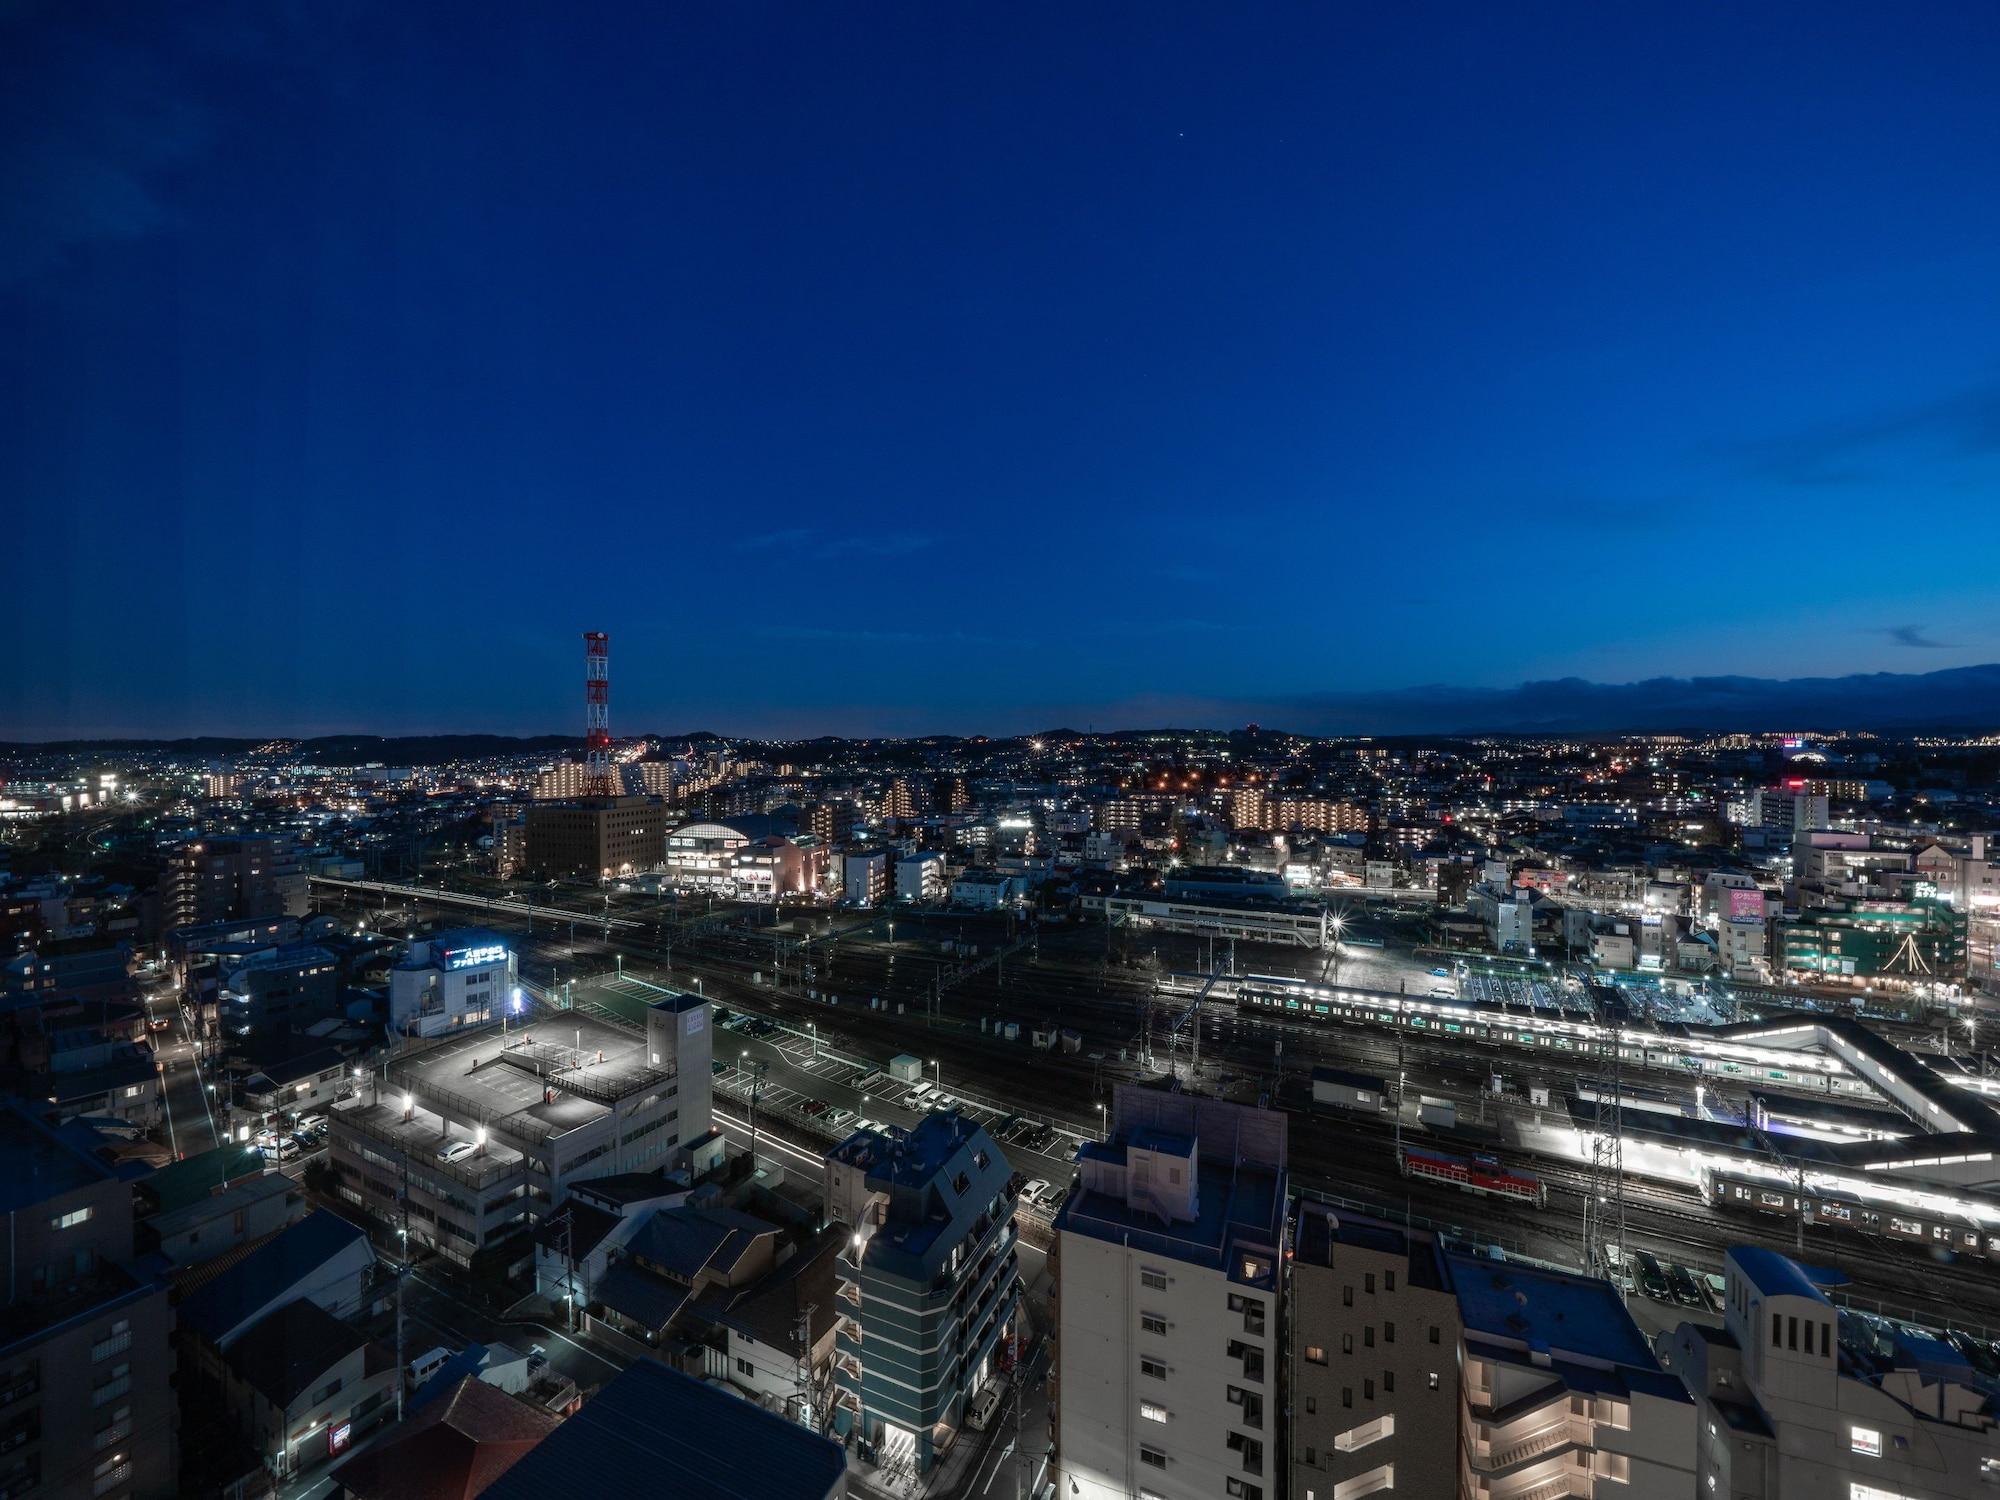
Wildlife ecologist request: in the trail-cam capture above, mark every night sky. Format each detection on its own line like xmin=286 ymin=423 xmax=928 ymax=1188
xmin=5 ymin=4 xmax=1999 ymax=740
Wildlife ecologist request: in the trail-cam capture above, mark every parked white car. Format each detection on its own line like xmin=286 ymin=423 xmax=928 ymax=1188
xmin=436 ymin=1139 xmax=477 ymax=1164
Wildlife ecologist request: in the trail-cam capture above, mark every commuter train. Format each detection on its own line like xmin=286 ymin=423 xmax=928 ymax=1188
xmin=1217 ymin=972 xmax=1878 ymax=1101
xmin=1703 ymin=1166 xmax=2000 ymax=1263
xmin=1400 ymin=1146 xmax=1547 ymax=1207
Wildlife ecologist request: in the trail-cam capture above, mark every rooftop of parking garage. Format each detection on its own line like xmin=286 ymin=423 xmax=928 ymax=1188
xmin=333 ymin=1096 xmax=530 ymax=1183
xmin=383 ymin=1012 xmax=666 ymax=1139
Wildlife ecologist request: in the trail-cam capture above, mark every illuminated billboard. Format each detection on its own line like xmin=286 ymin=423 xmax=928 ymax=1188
xmin=444 ymin=942 xmax=509 ymax=971
xmin=1727 ymin=888 xmax=1764 ymax=920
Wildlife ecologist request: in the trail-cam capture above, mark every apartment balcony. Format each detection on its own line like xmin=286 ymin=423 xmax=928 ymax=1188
xmin=836 ymin=1277 xmax=863 ymax=1309
xmin=835 ymin=1315 xmax=864 ymax=1354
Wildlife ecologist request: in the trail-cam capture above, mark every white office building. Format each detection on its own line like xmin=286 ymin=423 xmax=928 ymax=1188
xmin=894 ymin=850 xmax=946 ymax=904
xmin=388 ymin=928 xmax=517 ymax=1038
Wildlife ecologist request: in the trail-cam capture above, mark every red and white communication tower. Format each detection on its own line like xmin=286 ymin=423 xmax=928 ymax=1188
xmin=583 ymin=631 xmax=614 ymax=797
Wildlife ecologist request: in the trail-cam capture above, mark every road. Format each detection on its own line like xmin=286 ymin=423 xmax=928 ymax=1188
xmin=144 ymin=986 xmax=223 ymax=1158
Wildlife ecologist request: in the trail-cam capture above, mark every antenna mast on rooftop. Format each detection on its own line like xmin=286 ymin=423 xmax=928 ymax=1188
xmin=583 ymin=631 xmax=614 ymax=797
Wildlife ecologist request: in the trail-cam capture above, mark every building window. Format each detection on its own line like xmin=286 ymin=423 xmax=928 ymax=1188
xmin=1141 ymin=1357 xmax=1168 ymax=1380
xmin=51 ymin=1207 xmax=93 ymax=1231
xmin=1384 ymin=1270 xmax=1395 ymax=1291
xmin=1384 ymin=1321 xmax=1395 ymax=1343
xmin=1771 ymin=1312 xmax=1781 ymax=1347
xmin=1429 ymin=1325 xmax=1440 ymax=1345
xmin=1343 ymin=1286 xmax=1353 ymax=1307
xmin=1139 ymin=1447 xmax=1168 ymax=1470
xmin=737 ymin=1358 xmax=756 ymax=1378
xmin=1343 ymin=1387 xmax=1352 ymax=1408
xmin=1428 ymin=1373 xmax=1440 ymax=1390
xmin=1141 ymin=1268 xmax=1168 ymax=1291
xmin=1141 ymin=1314 xmax=1168 ymax=1336
xmin=1225 ymin=1482 xmax=1262 ymax=1500
xmin=1140 ymin=1402 xmax=1169 ymax=1424
xmin=1305 ymin=1345 xmax=1327 ymax=1366
xmin=1342 ymin=1334 xmax=1353 ymax=1355
xmin=1363 ymin=1327 xmax=1374 ymax=1348
xmin=1364 ymin=1273 xmax=1375 ymax=1294
xmin=1363 ymin=1379 xmax=1374 ymax=1400
xmin=1306 ymin=1396 xmax=1316 ymax=1414
xmin=1383 ymin=1371 xmax=1394 ymax=1394
xmin=1850 ymin=1426 xmax=1882 ymax=1457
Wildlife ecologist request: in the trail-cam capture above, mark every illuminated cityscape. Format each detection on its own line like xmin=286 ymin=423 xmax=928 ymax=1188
xmin=7 ymin=6 xmax=2000 ymax=1500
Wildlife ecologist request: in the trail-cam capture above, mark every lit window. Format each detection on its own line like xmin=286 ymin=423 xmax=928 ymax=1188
xmin=1305 ymin=1345 xmax=1326 ymax=1365
xmin=51 ymin=1207 xmax=93 ymax=1231
xmin=1850 ymin=1427 xmax=1882 ymax=1457
xmin=1140 ymin=1401 xmax=1168 ymax=1424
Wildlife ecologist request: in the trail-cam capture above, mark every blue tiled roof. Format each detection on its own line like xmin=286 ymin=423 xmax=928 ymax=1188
xmin=1730 ymin=1246 xmax=1832 ymax=1305
xmin=178 ymin=1209 xmax=368 ymax=1344
xmin=1449 ymin=1253 xmax=1657 ymax=1368
xmin=480 ymin=1357 xmax=845 ymax=1500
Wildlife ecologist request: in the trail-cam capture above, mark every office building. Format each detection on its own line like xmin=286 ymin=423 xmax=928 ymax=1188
xmin=824 ymin=1112 xmax=1021 ymax=1475
xmin=1055 ymin=1088 xmax=1288 ymax=1500
xmin=389 ymin=929 xmax=518 ymax=1038
xmin=842 ymin=849 xmax=890 ymax=908
xmin=1665 ymin=1246 xmax=2000 ymax=1500
xmin=0 ymin=1101 xmax=178 ymax=1500
xmin=520 ymin=796 xmax=663 ymax=880
xmin=894 ymin=850 xmax=946 ymax=904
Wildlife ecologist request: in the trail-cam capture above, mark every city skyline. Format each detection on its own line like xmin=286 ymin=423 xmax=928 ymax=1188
xmin=7 ymin=4 xmax=2000 ymax=740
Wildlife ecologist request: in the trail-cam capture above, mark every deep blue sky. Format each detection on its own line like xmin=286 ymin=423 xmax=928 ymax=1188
xmin=5 ymin=3 xmax=2000 ymax=739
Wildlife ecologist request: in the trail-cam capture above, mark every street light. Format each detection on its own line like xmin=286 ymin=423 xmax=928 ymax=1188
xmin=809 ymin=1021 xmax=818 ymax=1060
xmin=931 ymin=1058 xmax=941 ymax=1089
xmin=1095 ymin=1102 xmax=1106 ymax=1141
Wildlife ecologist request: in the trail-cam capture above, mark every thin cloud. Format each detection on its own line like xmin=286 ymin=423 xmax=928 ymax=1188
xmin=733 ymin=527 xmax=931 ymax=558
xmin=1874 ymin=624 xmax=1957 ymax=650
xmin=1717 ymin=382 xmax=2000 ymax=488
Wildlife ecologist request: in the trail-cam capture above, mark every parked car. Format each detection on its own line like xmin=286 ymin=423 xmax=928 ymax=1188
xmin=1668 ymin=1263 xmax=1706 ymax=1309
xmin=934 ymin=1094 xmax=960 ymax=1111
xmin=296 ymin=1113 xmax=327 ymax=1133
xmin=826 ymin=1109 xmax=855 ymax=1127
xmin=276 ymin=1137 xmax=302 ymax=1161
xmin=436 ymin=1138 xmax=477 ymax=1164
xmin=1634 ymin=1251 xmax=1671 ymax=1302
xmin=1703 ymin=1272 xmax=1728 ymax=1312
xmin=800 ymin=1100 xmax=830 ymax=1117
xmin=1019 ymin=1179 xmax=1051 ymax=1207
xmin=965 ymin=1378 xmax=1007 ymax=1433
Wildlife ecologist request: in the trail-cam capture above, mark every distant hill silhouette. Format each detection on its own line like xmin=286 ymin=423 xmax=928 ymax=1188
xmin=1226 ymin=663 xmax=2000 ymax=736
xmin=6 ymin=665 xmax=2000 ymax=750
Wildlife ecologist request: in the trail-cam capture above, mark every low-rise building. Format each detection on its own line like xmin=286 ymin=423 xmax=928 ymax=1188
xmin=389 ymin=929 xmax=518 ymax=1038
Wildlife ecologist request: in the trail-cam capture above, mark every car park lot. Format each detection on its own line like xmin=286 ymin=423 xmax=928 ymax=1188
xmin=701 ymin=998 xmax=1088 ymax=1191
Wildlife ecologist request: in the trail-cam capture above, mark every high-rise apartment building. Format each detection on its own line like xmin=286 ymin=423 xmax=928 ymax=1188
xmin=0 ymin=1102 xmax=179 ymax=1500
xmin=1288 ymin=1201 xmax=1461 ymax=1500
xmin=1289 ymin=1203 xmax=1696 ymax=1500
xmin=1055 ymin=1087 xmax=1288 ymax=1500
xmin=823 ymin=1113 xmax=1021 ymax=1475
xmin=157 ymin=833 xmax=306 ymax=934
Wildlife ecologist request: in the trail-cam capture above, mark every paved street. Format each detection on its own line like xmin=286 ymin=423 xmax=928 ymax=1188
xmin=145 ymin=987 xmax=223 ymax=1158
